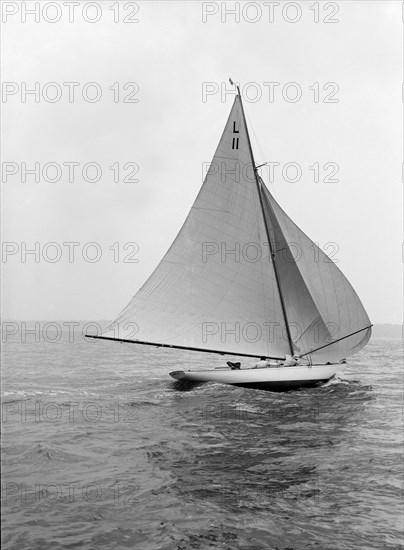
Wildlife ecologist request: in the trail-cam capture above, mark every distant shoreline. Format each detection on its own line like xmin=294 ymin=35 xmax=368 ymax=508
xmin=370 ymin=324 xmax=402 ymax=340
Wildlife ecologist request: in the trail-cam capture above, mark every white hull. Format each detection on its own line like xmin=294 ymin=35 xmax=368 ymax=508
xmin=169 ymin=363 xmax=346 ymax=391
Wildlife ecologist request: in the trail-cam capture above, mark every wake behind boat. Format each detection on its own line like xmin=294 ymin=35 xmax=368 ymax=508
xmin=86 ymin=80 xmax=372 ymax=391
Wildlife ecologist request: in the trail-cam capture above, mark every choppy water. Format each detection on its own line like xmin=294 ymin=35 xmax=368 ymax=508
xmin=1 ymin=327 xmax=403 ymax=549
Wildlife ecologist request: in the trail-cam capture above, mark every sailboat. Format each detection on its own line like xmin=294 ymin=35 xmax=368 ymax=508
xmin=87 ymin=82 xmax=372 ymax=391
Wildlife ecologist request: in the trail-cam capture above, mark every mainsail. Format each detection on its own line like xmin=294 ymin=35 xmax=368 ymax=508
xmin=95 ymin=90 xmax=371 ymax=362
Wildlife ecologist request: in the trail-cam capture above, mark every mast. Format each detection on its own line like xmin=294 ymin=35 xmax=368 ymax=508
xmin=236 ymin=84 xmax=295 ymax=356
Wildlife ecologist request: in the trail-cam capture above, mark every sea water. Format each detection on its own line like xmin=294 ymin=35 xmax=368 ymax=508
xmin=1 ymin=328 xmax=403 ymax=549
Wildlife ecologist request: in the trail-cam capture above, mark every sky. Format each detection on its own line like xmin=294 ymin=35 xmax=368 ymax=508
xmin=1 ymin=0 xmax=402 ymax=324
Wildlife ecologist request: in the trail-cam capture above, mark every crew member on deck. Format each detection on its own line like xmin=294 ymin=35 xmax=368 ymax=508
xmin=253 ymin=354 xmax=301 ymax=368
xmin=252 ymin=357 xmax=280 ymax=369
xmin=282 ymin=354 xmax=298 ymax=366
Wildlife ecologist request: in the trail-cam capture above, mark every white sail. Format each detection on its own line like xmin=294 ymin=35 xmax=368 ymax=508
xmin=260 ymin=181 xmax=372 ymax=362
xmin=101 ymin=93 xmax=371 ymax=362
xmin=103 ymin=96 xmax=290 ymax=358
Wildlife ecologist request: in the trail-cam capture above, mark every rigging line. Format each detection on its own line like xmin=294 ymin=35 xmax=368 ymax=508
xmin=237 ymin=87 xmax=294 ymax=357
xmin=298 ymin=325 xmax=373 ymax=359
xmin=84 ymin=335 xmax=285 ymax=361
